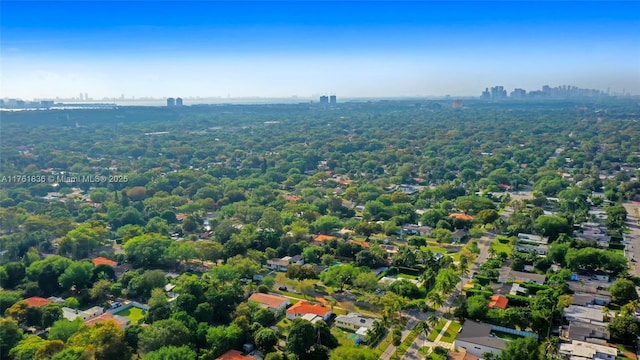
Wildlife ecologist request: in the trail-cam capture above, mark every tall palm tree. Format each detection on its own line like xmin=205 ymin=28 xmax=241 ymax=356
xmin=427 ymin=292 xmax=445 ymax=311
xmin=420 ymin=320 xmax=430 ymax=348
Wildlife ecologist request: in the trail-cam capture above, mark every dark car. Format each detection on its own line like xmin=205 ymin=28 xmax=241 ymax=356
xmin=278 ymin=286 xmax=288 ymax=291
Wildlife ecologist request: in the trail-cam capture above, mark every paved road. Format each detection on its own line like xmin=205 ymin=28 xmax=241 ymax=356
xmin=623 ymin=202 xmax=640 ymax=277
xmin=399 ymin=232 xmax=494 ymax=360
xmin=380 ymin=309 xmax=430 ymax=360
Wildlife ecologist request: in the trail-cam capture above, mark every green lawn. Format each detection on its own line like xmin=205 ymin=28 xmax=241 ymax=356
xmin=490 ymin=238 xmax=513 ymax=255
xmin=439 ymin=322 xmax=461 ymax=343
xmin=490 ymin=331 xmax=521 ymax=341
xmin=114 ymin=306 xmax=145 ymax=324
xmin=427 ymin=319 xmax=447 ymax=341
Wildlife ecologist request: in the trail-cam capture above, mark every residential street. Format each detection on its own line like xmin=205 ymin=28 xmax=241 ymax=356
xmin=623 ymin=202 xmax=640 ymax=277
xmin=398 ymin=233 xmax=494 ymax=360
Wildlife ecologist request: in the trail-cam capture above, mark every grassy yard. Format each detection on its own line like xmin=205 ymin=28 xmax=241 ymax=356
xmin=490 ymin=331 xmax=521 ymax=341
xmin=114 ymin=306 xmax=145 ymax=324
xmin=490 ymin=237 xmax=513 ymax=255
xmin=440 ymin=321 xmax=461 ymax=343
xmin=276 ymin=318 xmax=293 ymax=337
xmin=427 ymin=319 xmax=448 ymax=341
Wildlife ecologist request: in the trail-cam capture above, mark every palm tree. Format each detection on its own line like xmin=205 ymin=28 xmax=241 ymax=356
xmin=427 ymin=292 xmax=445 ymax=311
xmin=420 ymin=320 xmax=430 ymax=348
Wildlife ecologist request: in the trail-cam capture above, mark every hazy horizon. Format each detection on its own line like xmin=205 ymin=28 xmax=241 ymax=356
xmin=2 ymin=1 xmax=639 ymax=99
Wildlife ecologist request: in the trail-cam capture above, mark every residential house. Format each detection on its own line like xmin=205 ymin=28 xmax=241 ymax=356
xmin=571 ymin=293 xmax=610 ymax=307
xmin=266 ymin=257 xmax=289 ymax=271
xmin=402 ymin=224 xmax=432 ymax=236
xmin=515 ymin=243 xmax=548 ymax=256
xmin=335 ymin=312 xmax=376 ymax=340
xmin=517 ymin=233 xmax=548 ymax=244
xmin=216 ymin=349 xmax=255 ymax=360
xmin=558 ymin=340 xmax=617 ymax=360
xmin=84 ymin=312 xmax=130 ymax=328
xmin=23 ymin=297 xmax=52 ymax=308
xmin=454 ymin=321 xmax=507 ymax=358
xmin=562 ymin=321 xmax=610 ymax=342
xmin=452 ymin=229 xmax=468 ymax=243
xmin=286 ymin=301 xmax=332 ymax=321
xmin=62 ymin=306 xmax=104 ymax=321
xmin=313 ymin=235 xmax=336 ymax=243
xmin=92 ymin=257 xmax=118 ymax=267
xmin=487 ymin=295 xmax=508 ymax=310
xmin=447 ymin=349 xmax=479 ymax=360
xmin=498 ymin=268 xmax=546 ymax=284
xmin=248 ymin=293 xmax=290 ymax=313
xmin=563 ymin=305 xmax=604 ymax=323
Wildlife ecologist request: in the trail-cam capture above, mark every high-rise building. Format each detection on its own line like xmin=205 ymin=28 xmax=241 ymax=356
xmin=490 ymin=86 xmax=507 ymax=99
xmin=176 ymin=97 xmax=183 ymax=106
xmin=319 ymin=95 xmax=329 ymax=104
xmin=167 ymin=97 xmax=175 ymax=107
xmin=329 ymin=95 xmax=336 ymax=104
xmin=481 ymin=88 xmax=491 ymax=99
xmin=510 ymin=88 xmax=527 ymax=98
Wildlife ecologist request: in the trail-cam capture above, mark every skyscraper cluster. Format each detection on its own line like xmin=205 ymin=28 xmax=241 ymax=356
xmin=166 ymin=97 xmax=183 ymax=107
xmin=481 ymin=85 xmax=609 ymax=99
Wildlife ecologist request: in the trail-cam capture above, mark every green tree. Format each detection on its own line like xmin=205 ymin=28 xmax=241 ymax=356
xmin=66 ymin=320 xmax=132 ymax=360
xmin=501 ymin=336 xmax=540 ymax=360
xmin=467 ymin=295 xmax=489 ymax=320
xmin=255 ymin=328 xmax=278 ymax=353
xmin=9 ymin=335 xmax=46 ymax=360
xmin=49 ymin=318 xmax=85 ymax=342
xmin=534 ymin=215 xmax=570 ymax=241
xmin=312 ymin=215 xmax=343 ymax=235
xmin=286 ymin=318 xmax=316 ymax=356
xmin=138 ymin=318 xmax=192 ymax=355
xmin=0 ymin=318 xmax=23 ymax=359
xmin=59 ymin=261 xmax=94 ymax=291
xmin=609 ymin=314 xmax=640 ymax=344
xmin=610 ymin=278 xmax=639 ymax=305
xmin=141 ymin=345 xmax=197 ymax=360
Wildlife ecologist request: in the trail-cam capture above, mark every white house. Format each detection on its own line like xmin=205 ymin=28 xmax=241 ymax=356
xmin=558 ymin=340 xmax=617 ymax=360
xmin=454 ymin=321 xmax=507 ymax=358
xmin=335 ymin=313 xmax=376 ymax=339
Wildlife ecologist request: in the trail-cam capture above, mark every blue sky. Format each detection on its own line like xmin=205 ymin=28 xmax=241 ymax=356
xmin=1 ymin=1 xmax=639 ymax=99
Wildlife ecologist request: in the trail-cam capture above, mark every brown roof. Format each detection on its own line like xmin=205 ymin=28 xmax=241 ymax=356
xmin=314 ymin=234 xmax=336 ymax=242
xmin=24 ymin=297 xmax=51 ymax=308
xmin=488 ymin=295 xmax=509 ymax=310
xmin=448 ymin=350 xmax=479 ymax=360
xmin=248 ymin=293 xmax=289 ymax=310
xmin=287 ymin=301 xmax=331 ymax=317
xmin=449 ymin=213 xmax=475 ymax=221
xmin=84 ymin=313 xmax=128 ymax=327
xmin=216 ymin=350 xmax=253 ymax=360
xmin=92 ymin=257 xmax=117 ymax=267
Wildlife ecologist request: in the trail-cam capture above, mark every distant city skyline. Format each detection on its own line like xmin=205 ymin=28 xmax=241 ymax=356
xmin=1 ymin=1 xmax=639 ymax=99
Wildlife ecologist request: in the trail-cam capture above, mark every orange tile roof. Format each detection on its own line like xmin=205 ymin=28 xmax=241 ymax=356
xmin=23 ymin=297 xmax=51 ymax=308
xmin=314 ymin=234 xmax=336 ymax=242
xmin=449 ymin=213 xmax=475 ymax=221
xmin=284 ymin=195 xmax=301 ymax=201
xmin=248 ymin=293 xmax=289 ymax=310
xmin=216 ymin=349 xmax=253 ymax=360
xmin=287 ymin=301 xmax=331 ymax=318
xmin=84 ymin=313 xmax=128 ymax=327
xmin=92 ymin=257 xmax=117 ymax=267
xmin=488 ymin=295 xmax=508 ymax=310
xmin=349 ymin=240 xmax=370 ymax=248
